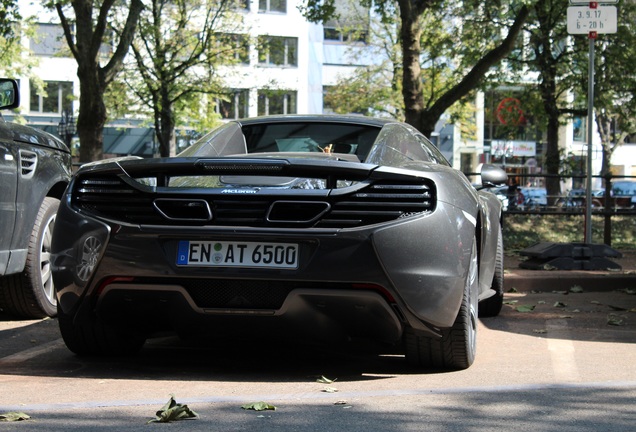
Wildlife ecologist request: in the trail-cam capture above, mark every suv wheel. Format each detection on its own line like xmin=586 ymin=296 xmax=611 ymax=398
xmin=0 ymin=197 xmax=59 ymax=318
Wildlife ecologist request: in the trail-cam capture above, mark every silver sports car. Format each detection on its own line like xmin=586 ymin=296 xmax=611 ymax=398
xmin=52 ymin=115 xmax=507 ymax=370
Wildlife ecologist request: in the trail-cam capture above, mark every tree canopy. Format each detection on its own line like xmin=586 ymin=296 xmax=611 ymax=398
xmin=301 ymin=0 xmax=529 ymax=137
xmin=121 ymin=0 xmax=244 ymax=156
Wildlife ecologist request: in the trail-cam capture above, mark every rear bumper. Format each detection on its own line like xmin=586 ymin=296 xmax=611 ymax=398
xmin=53 ymin=200 xmax=477 ymax=341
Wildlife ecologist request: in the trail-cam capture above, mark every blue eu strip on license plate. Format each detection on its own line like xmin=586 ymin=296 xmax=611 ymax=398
xmin=177 ymin=240 xmax=298 ymax=269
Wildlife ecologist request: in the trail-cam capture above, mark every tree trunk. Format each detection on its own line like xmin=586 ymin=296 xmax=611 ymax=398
xmin=398 ymin=1 xmax=425 ymax=132
xmin=538 ymin=71 xmax=561 ymax=205
xmin=156 ymin=95 xmax=176 ymax=157
xmin=76 ymin=67 xmax=107 ymax=162
xmin=56 ymin=0 xmax=143 ymax=163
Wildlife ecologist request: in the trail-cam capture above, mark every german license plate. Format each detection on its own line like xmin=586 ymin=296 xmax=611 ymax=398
xmin=176 ymin=240 xmax=298 ymax=269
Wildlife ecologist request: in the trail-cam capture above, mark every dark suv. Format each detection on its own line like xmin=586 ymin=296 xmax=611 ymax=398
xmin=0 ymin=78 xmax=72 ymax=318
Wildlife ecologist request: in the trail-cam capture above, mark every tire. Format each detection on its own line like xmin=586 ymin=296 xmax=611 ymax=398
xmin=404 ymin=237 xmax=478 ymax=370
xmin=479 ymin=225 xmax=504 ymax=318
xmin=0 ymin=197 xmax=59 ymax=318
xmin=57 ymin=304 xmax=146 ymax=356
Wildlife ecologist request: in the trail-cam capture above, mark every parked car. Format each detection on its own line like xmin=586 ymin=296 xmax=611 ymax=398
xmin=519 ymin=187 xmax=547 ymax=209
xmin=0 ymin=78 xmax=72 ymax=318
xmin=482 ymin=185 xmax=509 ymax=210
xmin=611 ymin=180 xmax=636 ymax=208
xmin=52 ymin=115 xmax=507 ymax=370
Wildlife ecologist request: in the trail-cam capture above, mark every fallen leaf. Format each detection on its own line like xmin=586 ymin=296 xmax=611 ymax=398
xmin=316 ymin=376 xmax=337 ymax=384
xmin=148 ymin=395 xmax=198 ymax=423
xmin=552 ymin=290 xmax=568 ymax=295
xmin=569 ymin=286 xmax=584 ymax=293
xmin=591 ymin=300 xmax=602 ymax=305
xmin=607 ymin=314 xmax=626 ymax=326
xmin=533 ymin=329 xmax=547 ymax=334
xmin=503 ymin=300 xmax=518 ymax=305
xmin=242 ymin=402 xmax=276 ymax=411
xmin=558 ymin=315 xmax=574 ymax=319
xmin=516 ymin=305 xmax=535 ymax=312
xmin=322 ymin=387 xmax=339 ymax=393
xmin=334 ymin=400 xmax=348 ymax=405
xmin=0 ymin=412 xmax=30 ymax=422
xmin=507 ymin=287 xmax=518 ymax=293
xmin=553 ymin=302 xmax=567 ymax=308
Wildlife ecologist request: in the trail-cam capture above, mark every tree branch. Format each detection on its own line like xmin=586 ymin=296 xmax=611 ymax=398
xmin=102 ymin=0 xmax=144 ymax=85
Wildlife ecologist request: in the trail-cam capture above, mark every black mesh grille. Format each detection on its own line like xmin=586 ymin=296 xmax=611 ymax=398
xmin=126 ymin=279 xmax=356 ymax=310
xmin=185 ymin=279 xmax=294 ymax=309
xmin=72 ymin=174 xmax=435 ymax=228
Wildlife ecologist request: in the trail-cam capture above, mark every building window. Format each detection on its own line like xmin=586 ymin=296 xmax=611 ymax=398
xmin=29 ymin=81 xmax=73 ymax=114
xmin=572 ymin=116 xmax=586 ymax=142
xmin=217 ymin=89 xmax=249 ymax=119
xmin=258 ymin=36 xmax=297 ymax=67
xmin=217 ymin=33 xmax=250 ymax=65
xmin=258 ymin=90 xmax=296 ymax=115
xmin=259 ymin=0 xmax=286 ymax=13
xmin=322 ymin=0 xmax=369 ymax=44
xmin=323 ymin=27 xmax=368 ymax=43
xmin=30 ymin=23 xmax=68 ymax=56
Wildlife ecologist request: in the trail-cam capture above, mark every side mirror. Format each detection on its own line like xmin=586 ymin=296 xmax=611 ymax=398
xmin=0 ymin=78 xmax=20 ymax=110
xmin=479 ymin=164 xmax=507 ymax=189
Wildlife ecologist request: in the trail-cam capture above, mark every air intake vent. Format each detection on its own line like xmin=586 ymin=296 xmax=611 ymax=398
xmin=19 ymin=150 xmax=37 ymax=179
xmin=73 ymin=174 xmax=435 ymax=228
xmin=316 ymin=182 xmax=434 ymax=228
xmin=73 ymin=176 xmax=162 ymax=224
xmin=267 ymin=201 xmax=331 ymax=224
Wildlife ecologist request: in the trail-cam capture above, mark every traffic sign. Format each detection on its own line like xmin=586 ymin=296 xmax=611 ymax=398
xmin=567 ymin=5 xmax=617 ymax=35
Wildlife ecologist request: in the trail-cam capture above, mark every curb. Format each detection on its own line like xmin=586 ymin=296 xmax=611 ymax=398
xmin=503 ymin=269 xmax=636 ymax=292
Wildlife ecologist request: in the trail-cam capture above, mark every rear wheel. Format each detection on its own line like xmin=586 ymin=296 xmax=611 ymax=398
xmin=404 ymin=237 xmax=478 ymax=370
xmin=57 ymin=304 xmax=146 ymax=356
xmin=0 ymin=197 xmax=59 ymax=318
xmin=479 ymin=225 xmax=504 ymax=317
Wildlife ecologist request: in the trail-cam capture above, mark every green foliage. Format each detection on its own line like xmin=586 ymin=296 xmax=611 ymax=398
xmin=503 ymin=214 xmax=636 ymax=251
xmin=574 ymin=2 xmax=636 ymax=175
xmin=0 ymin=0 xmax=20 ymax=40
xmin=0 ymin=6 xmax=38 ymax=77
xmin=324 ymin=63 xmax=401 ymax=118
xmin=297 ymin=0 xmax=338 ymax=23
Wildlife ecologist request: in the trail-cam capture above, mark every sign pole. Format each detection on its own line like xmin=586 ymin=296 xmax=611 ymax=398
xmin=584 ymin=29 xmax=595 ymax=244
xmin=567 ymin=0 xmax=618 ymax=244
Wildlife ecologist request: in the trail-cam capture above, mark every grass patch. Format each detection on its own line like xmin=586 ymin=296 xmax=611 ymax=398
xmin=503 ymin=214 xmax=636 ymax=252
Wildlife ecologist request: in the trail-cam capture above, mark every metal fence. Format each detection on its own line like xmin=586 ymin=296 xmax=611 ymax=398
xmin=468 ymin=173 xmax=636 ymax=216
xmin=467 ymin=172 xmax=635 ymax=247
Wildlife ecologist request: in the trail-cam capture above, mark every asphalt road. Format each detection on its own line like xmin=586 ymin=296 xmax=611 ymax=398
xmin=1 ymin=287 xmax=635 ymax=431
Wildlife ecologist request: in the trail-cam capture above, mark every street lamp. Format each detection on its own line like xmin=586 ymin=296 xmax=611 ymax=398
xmin=57 ymin=109 xmax=76 ymax=148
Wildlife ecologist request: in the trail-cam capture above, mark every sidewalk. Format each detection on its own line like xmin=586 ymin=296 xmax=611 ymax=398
xmin=503 ymin=249 xmax=636 ymax=292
